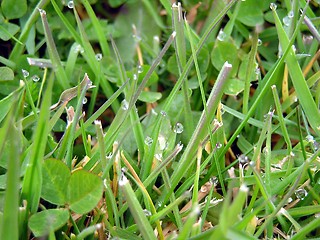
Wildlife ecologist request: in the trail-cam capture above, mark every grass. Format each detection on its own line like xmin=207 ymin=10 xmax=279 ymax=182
xmin=0 ymin=0 xmax=320 ymax=239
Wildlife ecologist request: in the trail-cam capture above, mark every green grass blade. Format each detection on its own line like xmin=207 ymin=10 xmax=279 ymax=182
xmin=272 ymin=5 xmax=320 ymax=136
xmin=0 ymin=103 xmax=21 ymax=239
xmin=119 ymin=175 xmax=157 ymax=240
xmin=39 ymin=9 xmax=69 ymax=89
xmin=21 ymin=70 xmax=54 ymax=213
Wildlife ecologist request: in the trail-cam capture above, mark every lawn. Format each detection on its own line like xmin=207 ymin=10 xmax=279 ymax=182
xmin=0 ymin=0 xmax=320 ymax=239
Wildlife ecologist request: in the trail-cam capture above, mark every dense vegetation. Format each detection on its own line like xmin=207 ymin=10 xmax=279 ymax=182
xmin=0 ymin=0 xmax=320 ymax=239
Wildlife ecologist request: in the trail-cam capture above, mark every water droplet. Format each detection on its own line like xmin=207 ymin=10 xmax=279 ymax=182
xmin=133 ymin=74 xmax=138 ymax=81
xmin=38 ymin=8 xmax=46 ymax=15
xmin=288 ymin=10 xmax=294 ymax=18
xmin=283 ymin=16 xmax=291 ymax=26
xmin=295 ymin=188 xmax=307 ymax=200
xmin=67 ymin=0 xmax=74 ymax=8
xmin=210 ymin=176 xmax=219 ymax=186
xmin=291 ymin=45 xmax=296 ymax=53
xmin=257 ymin=39 xmax=262 ymax=46
xmin=303 ymin=35 xmax=313 ymax=45
xmin=173 ymin=122 xmax=184 ymax=134
xmin=158 ymin=135 xmax=168 ymax=151
xmin=306 ymin=135 xmax=314 ymax=143
xmin=121 ymin=99 xmax=129 ymax=110
xmin=293 ymin=96 xmax=298 ymax=102
xmin=287 ymin=197 xmax=293 ymax=203
xmin=143 ymin=209 xmax=152 ymax=217
xmin=82 ymin=97 xmax=87 ymax=104
xmin=249 ymin=161 xmax=256 ymax=167
xmin=160 ymin=110 xmax=167 ymax=117
xmin=220 ymin=106 xmax=225 ymax=115
xmin=32 ymin=75 xmax=40 ymax=82
xmin=315 ymin=213 xmax=320 ymax=218
xmin=95 ymin=53 xmax=102 ymax=61
xmin=239 ymin=154 xmax=249 ymax=163
xmin=106 ymin=152 xmax=113 ymax=159
xmin=270 ymin=3 xmax=277 ymax=10
xmin=137 ymin=65 xmax=143 ymax=73
xmin=144 ymin=136 xmax=153 ymax=146
xmin=217 ymin=29 xmax=226 ymax=41
xmin=22 ymin=69 xmax=29 ymax=78
xmin=216 ymin=143 xmax=222 ymax=149
xmin=155 ymin=153 xmax=162 ymax=160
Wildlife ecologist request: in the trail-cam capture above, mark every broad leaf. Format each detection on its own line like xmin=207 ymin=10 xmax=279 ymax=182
xmin=1 ymin=0 xmax=27 ymax=20
xmin=28 ymin=209 xmax=69 ymax=237
xmin=67 ymin=170 xmax=103 ymax=214
xmin=41 ymin=159 xmax=71 ymax=205
xmin=0 ymin=67 xmax=14 ymax=81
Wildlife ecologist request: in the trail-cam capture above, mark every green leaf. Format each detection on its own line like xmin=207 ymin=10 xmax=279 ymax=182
xmin=224 ymin=78 xmax=245 ymax=96
xmin=0 ymin=22 xmax=20 ymax=41
xmin=67 ymin=170 xmax=103 ymax=214
xmin=211 ymin=41 xmax=238 ymax=72
xmin=1 ymin=0 xmax=27 ymax=20
xmin=28 ymin=209 xmax=69 ymax=237
xmin=138 ymin=91 xmax=162 ymax=103
xmin=236 ymin=0 xmax=264 ymax=26
xmin=0 ymin=67 xmax=14 ymax=81
xmin=41 ymin=159 xmax=71 ymax=205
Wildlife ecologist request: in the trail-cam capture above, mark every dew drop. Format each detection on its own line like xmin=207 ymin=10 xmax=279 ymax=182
xmin=155 ymin=153 xmax=162 ymax=160
xmin=173 ymin=122 xmax=184 ymax=134
xmin=257 ymin=39 xmax=262 ymax=46
xmin=303 ymin=35 xmax=313 ymax=45
xmin=67 ymin=0 xmax=74 ymax=9
xmin=144 ymin=136 xmax=153 ymax=146
xmin=270 ymin=3 xmax=277 ymax=10
xmin=38 ymin=8 xmax=46 ymax=15
xmin=288 ymin=10 xmax=294 ymax=18
xmin=306 ymin=135 xmax=314 ymax=143
xmin=217 ymin=29 xmax=226 ymax=41
xmin=210 ymin=176 xmax=219 ymax=186
xmin=95 ymin=53 xmax=102 ymax=61
xmin=121 ymin=99 xmax=129 ymax=110
xmin=133 ymin=73 xmax=138 ymax=81
xmin=32 ymin=75 xmax=40 ymax=82
xmin=158 ymin=135 xmax=168 ymax=151
xmin=315 ymin=213 xmax=320 ymax=218
xmin=295 ymin=188 xmax=307 ymax=200
xmin=143 ymin=209 xmax=152 ymax=217
xmin=239 ymin=154 xmax=249 ymax=163
xmin=137 ymin=65 xmax=143 ymax=73
xmin=106 ymin=152 xmax=113 ymax=159
xmin=82 ymin=97 xmax=87 ymax=104
xmin=216 ymin=143 xmax=222 ymax=149
xmin=160 ymin=110 xmax=167 ymax=117
xmin=255 ymin=67 xmax=261 ymax=75
xmin=22 ymin=69 xmax=29 ymax=78
xmin=283 ymin=16 xmax=291 ymax=26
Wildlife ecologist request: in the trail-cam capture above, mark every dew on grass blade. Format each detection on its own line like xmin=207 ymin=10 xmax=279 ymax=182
xmin=239 ymin=154 xmax=249 ymax=163
xmin=288 ymin=10 xmax=294 ymax=18
xmin=216 ymin=143 xmax=222 ymax=149
xmin=173 ymin=122 xmax=184 ymax=134
xmin=121 ymin=99 xmax=129 ymax=110
xmin=137 ymin=65 xmax=143 ymax=73
xmin=22 ymin=69 xmax=29 ymax=78
xmin=144 ymin=136 xmax=153 ymax=146
xmin=217 ymin=29 xmax=226 ymax=41
xmin=306 ymin=135 xmax=314 ymax=143
xmin=160 ymin=110 xmax=167 ymax=117
xmin=158 ymin=135 xmax=168 ymax=151
xmin=32 ymin=75 xmax=40 ymax=82
xmin=37 ymin=8 xmax=46 ymax=15
xmin=295 ymin=188 xmax=307 ymax=200
xmin=155 ymin=153 xmax=162 ymax=160
xmin=82 ymin=97 xmax=87 ymax=104
xmin=270 ymin=3 xmax=277 ymax=10
xmin=283 ymin=16 xmax=291 ymax=26
xmin=67 ymin=0 xmax=74 ymax=9
xmin=210 ymin=176 xmax=218 ymax=186
xmin=133 ymin=74 xmax=138 ymax=81
xmin=143 ymin=209 xmax=152 ymax=217
xmin=95 ymin=53 xmax=102 ymax=61
xmin=257 ymin=39 xmax=262 ymax=46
